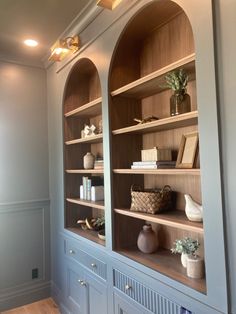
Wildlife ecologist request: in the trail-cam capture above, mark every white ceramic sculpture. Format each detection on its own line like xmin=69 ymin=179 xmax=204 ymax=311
xmin=184 ymin=194 xmax=203 ymax=222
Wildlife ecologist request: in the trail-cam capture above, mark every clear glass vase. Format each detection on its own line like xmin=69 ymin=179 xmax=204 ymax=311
xmin=170 ymin=90 xmax=191 ymax=116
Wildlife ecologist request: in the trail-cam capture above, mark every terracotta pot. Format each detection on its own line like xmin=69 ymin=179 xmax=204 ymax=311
xmin=137 ymin=224 xmax=158 ymax=254
xmin=83 ymin=152 xmax=95 ymax=169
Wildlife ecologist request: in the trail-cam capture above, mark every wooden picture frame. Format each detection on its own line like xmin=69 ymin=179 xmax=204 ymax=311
xmin=176 ymin=132 xmax=199 ymax=168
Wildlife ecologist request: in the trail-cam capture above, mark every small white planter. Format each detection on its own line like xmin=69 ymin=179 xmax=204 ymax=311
xmin=186 ymin=255 xmax=204 ymax=279
xmin=181 ymin=253 xmax=189 ymax=268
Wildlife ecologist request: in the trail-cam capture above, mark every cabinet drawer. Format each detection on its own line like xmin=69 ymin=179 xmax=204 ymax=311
xmin=65 ymin=239 xmax=107 ymax=280
xmin=113 ymin=269 xmax=181 ymax=314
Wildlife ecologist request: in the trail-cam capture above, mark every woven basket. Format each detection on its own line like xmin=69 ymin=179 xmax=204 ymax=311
xmin=130 ymin=185 xmax=172 ymax=214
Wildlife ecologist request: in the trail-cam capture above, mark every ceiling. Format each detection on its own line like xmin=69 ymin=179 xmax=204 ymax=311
xmin=0 ymin=0 xmax=91 ymax=67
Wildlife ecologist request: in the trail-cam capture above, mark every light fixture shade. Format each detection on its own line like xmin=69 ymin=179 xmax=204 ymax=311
xmin=97 ymin=0 xmax=123 ymax=10
xmin=49 ymin=36 xmax=80 ymax=62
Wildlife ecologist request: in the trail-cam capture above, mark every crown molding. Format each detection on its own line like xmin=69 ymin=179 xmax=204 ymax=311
xmin=0 ymin=55 xmax=44 ymax=69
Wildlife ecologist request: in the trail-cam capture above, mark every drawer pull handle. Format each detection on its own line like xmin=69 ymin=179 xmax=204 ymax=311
xmin=69 ymin=249 xmax=75 ymax=254
xmin=78 ymin=279 xmax=86 ymax=287
xmin=91 ymin=263 xmax=97 ymax=268
xmin=125 ymin=284 xmax=132 ymax=291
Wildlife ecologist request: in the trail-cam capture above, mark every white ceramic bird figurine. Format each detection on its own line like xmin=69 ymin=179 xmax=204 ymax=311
xmin=184 ymin=194 xmax=203 ymax=222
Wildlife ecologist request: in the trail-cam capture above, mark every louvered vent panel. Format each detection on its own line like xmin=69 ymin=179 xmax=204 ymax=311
xmin=113 ymin=269 xmax=181 ymax=314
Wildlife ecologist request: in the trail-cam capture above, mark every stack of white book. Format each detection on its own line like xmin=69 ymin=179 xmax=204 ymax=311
xmin=131 ymin=161 xmax=176 ymax=169
xmin=80 ymin=176 xmax=104 ymax=201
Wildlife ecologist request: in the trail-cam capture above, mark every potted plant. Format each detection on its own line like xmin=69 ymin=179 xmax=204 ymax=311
xmin=164 ymin=68 xmax=191 ymax=116
xmin=77 ymin=216 xmax=105 ymax=231
xmin=171 ymin=237 xmax=199 ymax=268
xmin=94 ymin=216 xmax=105 ymax=241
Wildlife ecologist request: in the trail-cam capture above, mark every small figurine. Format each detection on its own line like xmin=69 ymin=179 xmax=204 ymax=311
xmin=90 ymin=124 xmax=96 ymax=136
xmin=134 ymin=115 xmax=159 ymax=124
xmin=83 ymin=124 xmax=91 ymax=137
xmin=184 ymin=194 xmax=203 ymax=222
xmin=98 ymin=120 xmax=103 ymax=134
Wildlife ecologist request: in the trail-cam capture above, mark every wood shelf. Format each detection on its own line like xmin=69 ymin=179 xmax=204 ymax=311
xmin=118 ymin=248 xmax=206 ymax=293
xmin=66 ymin=169 xmax=104 ymax=174
xmin=113 ymin=168 xmax=200 ymax=176
xmin=67 ymin=198 xmax=105 ymax=210
xmin=67 ymin=227 xmax=105 ymax=246
xmin=111 ymin=54 xmax=195 ymax=99
xmin=64 ymin=97 xmax=102 ymax=118
xmin=65 ymin=134 xmax=103 ymax=145
xmin=114 ymin=209 xmax=203 ymax=233
xmin=112 ymin=111 xmax=198 ymax=135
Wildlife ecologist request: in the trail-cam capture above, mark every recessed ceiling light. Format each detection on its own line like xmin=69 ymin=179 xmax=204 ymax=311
xmin=24 ymin=39 xmax=38 ymax=47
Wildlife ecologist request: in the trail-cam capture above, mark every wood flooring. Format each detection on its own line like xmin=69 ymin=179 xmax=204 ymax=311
xmin=1 ymin=298 xmax=60 ymax=314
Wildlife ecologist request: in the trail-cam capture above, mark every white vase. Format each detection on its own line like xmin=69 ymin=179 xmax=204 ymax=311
xmin=181 ymin=252 xmax=189 ymax=268
xmin=83 ymin=152 xmax=95 ymax=169
xmin=184 ymin=194 xmax=203 ymax=222
xmin=186 ymin=255 xmax=204 ymax=279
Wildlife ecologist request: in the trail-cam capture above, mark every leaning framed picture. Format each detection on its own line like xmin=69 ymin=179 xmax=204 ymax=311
xmin=176 ymin=131 xmax=199 ymax=168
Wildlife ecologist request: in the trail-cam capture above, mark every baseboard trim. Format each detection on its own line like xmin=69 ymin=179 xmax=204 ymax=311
xmin=51 ymin=281 xmax=71 ymax=314
xmin=0 ymin=280 xmax=51 ymax=311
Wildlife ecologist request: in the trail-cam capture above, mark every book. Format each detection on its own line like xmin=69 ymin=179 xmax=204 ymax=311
xmin=87 ymin=178 xmax=91 ymax=201
xmin=131 ymin=165 xmax=159 ymax=169
xmin=94 ymin=159 xmax=104 ymax=169
xmin=82 ymin=176 xmax=88 ymax=199
xmin=132 ymin=160 xmax=176 ymax=166
xmin=81 ymin=176 xmax=104 ymax=200
xmin=131 ymin=161 xmax=176 ymax=169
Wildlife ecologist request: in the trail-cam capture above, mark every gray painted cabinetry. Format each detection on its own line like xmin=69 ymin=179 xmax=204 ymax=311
xmin=51 ymin=1 xmax=229 ymax=313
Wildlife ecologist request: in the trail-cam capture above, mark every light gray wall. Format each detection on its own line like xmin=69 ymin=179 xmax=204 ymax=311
xmin=215 ymin=1 xmax=236 ymax=313
xmin=0 ymin=62 xmax=50 ymax=311
xmin=0 ymin=62 xmax=49 ymax=202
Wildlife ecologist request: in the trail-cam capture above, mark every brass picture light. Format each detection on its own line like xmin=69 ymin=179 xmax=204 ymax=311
xmin=49 ymin=35 xmax=80 ymax=62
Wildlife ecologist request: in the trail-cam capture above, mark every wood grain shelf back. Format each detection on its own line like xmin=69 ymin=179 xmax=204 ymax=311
xmin=112 ymin=111 xmax=198 ymax=135
xmin=64 ymin=97 xmax=102 ymax=118
xmin=114 ymin=208 xmax=203 ymax=233
xmin=111 ymin=54 xmax=195 ymax=99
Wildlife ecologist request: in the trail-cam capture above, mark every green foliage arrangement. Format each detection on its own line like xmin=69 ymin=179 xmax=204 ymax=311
xmin=164 ymin=68 xmax=188 ymax=92
xmin=94 ymin=216 xmax=105 ymax=230
xmin=171 ymin=237 xmax=200 ymax=256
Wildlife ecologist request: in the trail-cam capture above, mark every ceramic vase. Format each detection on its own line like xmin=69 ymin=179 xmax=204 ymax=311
xmin=83 ymin=152 xmax=95 ymax=169
xmin=186 ymin=255 xmax=204 ymax=279
xmin=137 ymin=224 xmax=158 ymax=254
xmin=184 ymin=194 xmax=203 ymax=222
xmin=181 ymin=252 xmax=189 ymax=268
xmin=170 ymin=90 xmax=191 ymax=116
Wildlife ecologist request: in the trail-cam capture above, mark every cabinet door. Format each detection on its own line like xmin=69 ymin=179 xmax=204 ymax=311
xmin=114 ymin=292 xmax=147 ymax=314
xmin=86 ymin=272 xmax=107 ymax=314
xmin=67 ymin=266 xmax=88 ymax=314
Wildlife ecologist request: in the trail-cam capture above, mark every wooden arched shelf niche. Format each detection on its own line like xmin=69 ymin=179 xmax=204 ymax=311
xmin=63 ymin=58 xmax=105 ymax=246
xmin=109 ymin=1 xmax=205 ymax=292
